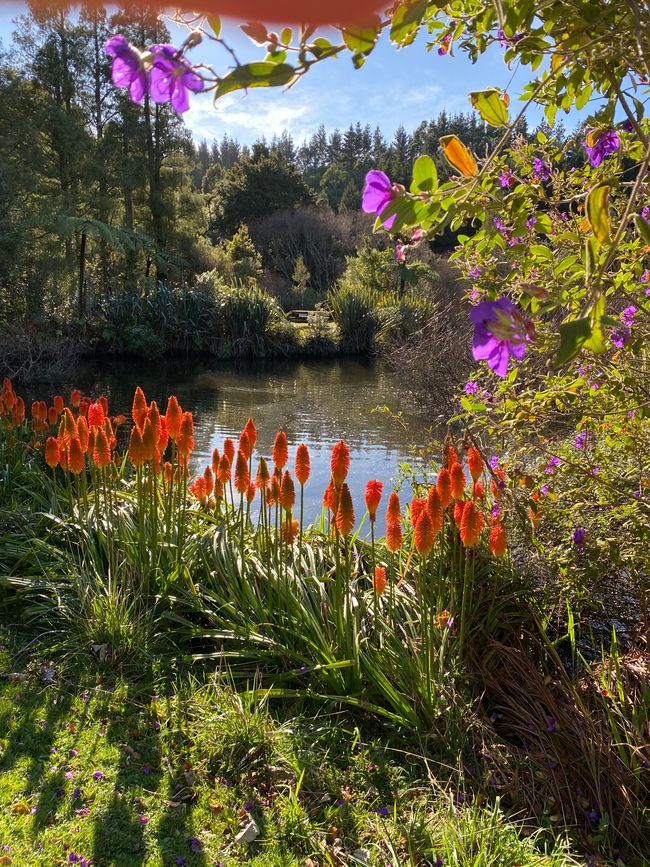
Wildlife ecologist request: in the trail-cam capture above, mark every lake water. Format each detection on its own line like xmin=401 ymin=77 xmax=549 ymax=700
xmin=31 ymin=357 xmax=437 ymax=532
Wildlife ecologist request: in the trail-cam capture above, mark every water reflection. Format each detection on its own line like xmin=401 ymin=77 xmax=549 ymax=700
xmin=34 ymin=357 xmax=437 ymax=531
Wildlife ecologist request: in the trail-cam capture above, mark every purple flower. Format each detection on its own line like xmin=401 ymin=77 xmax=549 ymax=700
xmin=469 ymin=298 xmax=530 ymax=377
xmin=142 ymin=764 xmax=151 ymax=775
xmin=72 ymin=788 xmax=80 ymax=800
xmin=189 ymin=837 xmax=202 ymax=853
xmin=544 ymin=456 xmax=560 ymax=473
xmin=69 ymin=855 xmax=79 ymax=864
xmin=573 ymin=528 xmax=586 ymax=550
xmin=584 ymin=130 xmax=620 ymax=167
xmin=468 ymin=265 xmax=481 ymax=279
xmin=464 ymin=380 xmax=478 ymax=395
xmin=149 ymin=44 xmax=204 ymax=114
xmin=532 ymin=158 xmax=550 ymax=180
xmin=394 ymin=243 xmax=406 ymax=263
xmin=105 ymin=35 xmax=148 ymax=104
xmin=362 ymin=170 xmax=396 ymax=229
xmin=139 ymin=815 xmax=149 ymax=826
xmin=176 ymin=860 xmax=185 ymax=866
xmin=587 ymin=809 xmax=600 ymax=823
xmin=75 ymin=808 xmax=90 ymax=816
xmin=92 ymin=771 xmax=105 ymax=780
xmin=489 ymin=455 xmax=499 ymax=469
xmin=493 ymin=216 xmax=505 ymax=231
xmin=621 ymin=305 xmax=637 ymax=327
xmin=546 ymin=717 xmax=556 ymax=733
xmin=574 ymin=431 xmax=591 ymax=450
xmin=70 ymin=749 xmax=78 ymax=757
xmin=540 ymin=484 xmax=549 ymax=496
xmin=526 ymin=215 xmax=537 ymax=229
xmin=244 ymin=802 xmax=253 ymax=812
xmin=611 ymin=327 xmax=631 ymax=349
xmin=499 ymin=170 xmax=513 ymax=188
xmin=65 ymin=772 xmax=73 ymax=780
xmin=30 ymin=805 xmax=39 ymax=815
xmin=437 ymin=33 xmax=451 ymax=55
xmin=377 ymin=806 xmax=390 ymax=817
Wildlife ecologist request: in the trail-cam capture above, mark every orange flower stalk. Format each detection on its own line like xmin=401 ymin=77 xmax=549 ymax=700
xmin=70 ymin=389 xmax=81 ymax=409
xmin=386 ymin=492 xmax=401 ymax=528
xmin=87 ymin=400 xmax=104 ymax=428
xmin=68 ymin=436 xmax=85 ymax=474
xmin=444 ymin=443 xmax=459 ymax=469
xmin=165 ymin=396 xmax=182 ymax=441
xmin=203 ymin=465 xmax=214 ymax=497
xmin=295 ymin=443 xmax=310 ymax=486
xmin=217 ymin=454 xmax=231 ymax=485
xmin=88 ymin=426 xmax=96 ymax=456
xmin=246 ymin=483 xmax=256 ymax=504
xmin=132 ymin=386 xmax=147 ymax=430
xmin=128 ymin=425 xmax=144 ymax=467
xmin=243 ymin=417 xmax=257 ymax=451
xmin=48 ymin=406 xmax=58 ymax=426
xmin=148 ymin=401 xmax=163 ymax=442
xmin=141 ymin=417 xmax=157 ymax=462
xmin=281 ymin=518 xmax=299 ymax=545
xmin=280 ymin=470 xmax=295 ymax=511
xmin=386 ymin=522 xmax=402 ymax=553
xmin=490 ymin=467 xmax=505 ymax=500
xmin=490 ymin=524 xmax=507 ymax=557
xmin=239 ymin=430 xmax=251 ymax=460
xmin=436 ymin=467 xmax=452 ymax=509
xmin=163 ymin=461 xmax=173 ymax=483
xmin=453 ymin=500 xmax=466 ymax=527
xmin=268 ymin=471 xmax=281 ymax=506
xmin=190 ymin=477 xmax=208 ymax=505
xmin=365 ymin=480 xmax=383 ymax=522
xmin=410 ymin=497 xmax=426 ymax=528
xmin=426 ymin=487 xmax=443 ymax=535
xmin=177 ymin=412 xmax=195 ymax=458
xmin=211 ymin=447 xmax=220 ymax=476
xmin=255 ymin=456 xmax=270 ymax=489
xmin=76 ymin=416 xmax=89 ymax=452
xmin=234 ymin=449 xmax=250 ymax=494
xmin=330 ymin=439 xmax=350 ymax=486
xmin=157 ymin=416 xmax=169 ymax=454
xmin=223 ymin=437 xmax=235 ymax=464
xmin=98 ymin=396 xmax=109 ymax=419
xmin=79 ymin=398 xmax=91 ymax=418
xmin=473 ymin=479 xmax=485 ymax=499
xmin=414 ymin=508 xmax=435 ymax=556
xmin=467 ymin=446 xmax=483 ymax=483
xmin=53 ymin=395 xmax=64 ymax=415
xmin=450 ymin=462 xmax=466 ymax=500
xmin=460 ymin=501 xmax=484 ymax=548
xmin=335 ymin=483 xmax=355 ymax=536
xmin=62 ymin=408 xmax=77 ymax=444
xmin=272 ymin=430 xmax=288 ymax=470
xmin=373 ymin=566 xmax=387 ymax=596
xmin=323 ymin=479 xmax=338 ymax=514
xmin=93 ymin=428 xmax=111 ymax=469
xmin=45 ymin=436 xmax=60 ymax=469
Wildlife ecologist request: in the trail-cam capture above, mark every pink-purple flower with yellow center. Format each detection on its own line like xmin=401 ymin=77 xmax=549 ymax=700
xmin=394 ymin=243 xmax=406 ymax=263
xmin=469 ymin=297 xmax=531 ymax=377
xmin=499 ymin=170 xmax=513 ymax=188
xmin=584 ymin=129 xmax=620 ymax=167
xmin=362 ymin=170 xmax=397 ymax=229
xmin=438 ymin=33 xmax=451 ymax=55
xmin=411 ymin=227 xmax=424 ymax=242
xmin=149 ymin=45 xmax=204 ymax=114
xmin=105 ymin=35 xmax=148 ymax=103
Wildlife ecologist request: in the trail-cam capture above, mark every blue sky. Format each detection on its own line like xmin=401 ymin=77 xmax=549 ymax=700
xmin=0 ymin=3 xmax=574 ymax=147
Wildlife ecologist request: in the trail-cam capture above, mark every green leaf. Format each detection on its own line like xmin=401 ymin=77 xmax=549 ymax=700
xmin=469 ymin=89 xmax=509 ymax=126
xmin=410 ymin=155 xmax=438 ymax=193
xmin=634 ymin=215 xmax=650 ymax=246
xmin=586 ymin=182 xmax=612 ymax=243
xmin=341 ymin=17 xmax=381 ymax=56
xmin=206 ymin=15 xmax=221 ymax=38
xmin=372 ymin=196 xmax=418 ymax=233
xmin=555 ymin=317 xmax=593 ymax=366
xmin=583 ymin=295 xmax=606 ymax=355
xmin=389 ymin=0 xmax=428 ymax=46
xmin=215 ymin=63 xmax=295 ymax=99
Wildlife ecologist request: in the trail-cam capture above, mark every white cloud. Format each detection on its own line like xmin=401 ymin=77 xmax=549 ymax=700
xmin=183 ymin=89 xmax=319 ymax=144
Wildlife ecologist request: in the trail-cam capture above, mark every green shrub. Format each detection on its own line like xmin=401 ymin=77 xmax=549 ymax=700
xmin=212 ymin=281 xmax=282 ymax=357
xmin=328 ymin=283 xmax=382 ymax=352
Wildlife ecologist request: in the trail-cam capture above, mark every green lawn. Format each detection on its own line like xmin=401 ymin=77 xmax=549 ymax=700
xmin=0 ymin=639 xmax=581 ymax=867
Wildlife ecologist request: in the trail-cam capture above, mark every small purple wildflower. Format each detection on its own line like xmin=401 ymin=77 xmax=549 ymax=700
xmin=468 ymin=265 xmax=481 ymax=279
xmin=142 ymin=764 xmax=151 ymax=775
xmin=189 ymin=837 xmax=202 ymax=853
xmin=70 ymin=749 xmax=78 ymax=758
xmin=29 ymin=805 xmax=39 ymax=815
xmin=464 ymin=380 xmax=478 ymax=395
xmin=69 ymin=855 xmax=79 ymax=864
xmin=394 ymin=243 xmax=406 ymax=264
xmin=540 ymin=485 xmax=549 ymax=496
xmin=377 ymin=806 xmax=390 ymax=817
xmin=105 ymin=35 xmax=148 ymax=104
xmin=546 ymin=718 xmax=556 ymax=733
xmin=499 ymin=170 xmax=513 ymax=188
xmin=490 ymin=455 xmax=499 ymax=469
xmin=149 ymin=44 xmax=204 ymax=114
xmin=641 ymin=205 xmax=650 ymax=221
xmin=545 ymin=456 xmax=560 ymax=473
xmin=176 ymin=860 xmax=185 ymax=867
xmin=611 ymin=328 xmax=631 ymax=349
xmin=574 ymin=431 xmax=591 ymax=450
xmin=526 ymin=215 xmax=537 ymax=229
xmin=362 ymin=170 xmax=397 ymax=229
xmin=92 ymin=771 xmax=105 ymax=780
xmin=75 ymin=808 xmax=90 ymax=816
xmin=72 ymin=788 xmax=80 ymax=800
xmin=244 ymin=802 xmax=253 ymax=812
xmin=532 ymin=158 xmax=550 ymax=180
xmin=584 ymin=129 xmax=620 ymax=167
xmin=587 ymin=809 xmax=600 ymax=823
xmin=139 ymin=815 xmax=149 ymax=826
xmin=493 ymin=215 xmax=505 ymax=231
xmin=469 ymin=297 xmax=531 ymax=377
xmin=573 ymin=528 xmax=586 ymax=550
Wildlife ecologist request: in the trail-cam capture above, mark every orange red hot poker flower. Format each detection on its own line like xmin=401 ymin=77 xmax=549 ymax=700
xmin=365 ymin=480 xmax=382 ymax=522
xmin=330 ymin=440 xmax=350 ymax=487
